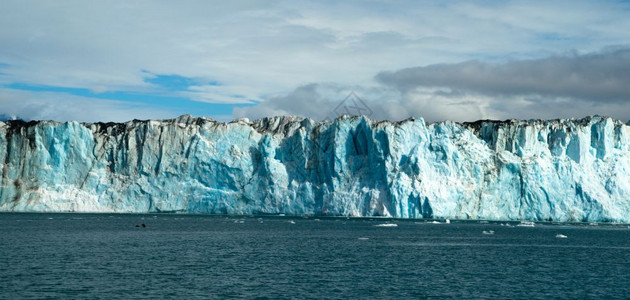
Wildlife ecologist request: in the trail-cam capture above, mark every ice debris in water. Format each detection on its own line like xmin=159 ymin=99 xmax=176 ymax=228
xmin=374 ymin=223 xmax=398 ymax=227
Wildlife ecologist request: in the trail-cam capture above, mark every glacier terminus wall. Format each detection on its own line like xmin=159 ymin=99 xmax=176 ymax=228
xmin=1 ymin=115 xmax=630 ymax=222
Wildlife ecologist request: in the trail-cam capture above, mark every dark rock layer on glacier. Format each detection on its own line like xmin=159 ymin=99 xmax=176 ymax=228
xmin=1 ymin=115 xmax=629 ymax=222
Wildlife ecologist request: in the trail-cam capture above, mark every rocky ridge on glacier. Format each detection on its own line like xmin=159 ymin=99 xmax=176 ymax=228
xmin=1 ymin=115 xmax=629 ymax=222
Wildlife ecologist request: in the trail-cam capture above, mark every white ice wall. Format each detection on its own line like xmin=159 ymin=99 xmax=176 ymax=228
xmin=1 ymin=115 xmax=629 ymax=222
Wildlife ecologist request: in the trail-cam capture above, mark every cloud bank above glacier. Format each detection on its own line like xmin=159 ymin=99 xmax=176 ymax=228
xmin=1 ymin=1 xmax=630 ymax=122
xmin=236 ymin=48 xmax=630 ymax=122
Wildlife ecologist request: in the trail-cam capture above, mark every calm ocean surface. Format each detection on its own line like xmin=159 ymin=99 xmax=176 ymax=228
xmin=1 ymin=213 xmax=630 ymax=299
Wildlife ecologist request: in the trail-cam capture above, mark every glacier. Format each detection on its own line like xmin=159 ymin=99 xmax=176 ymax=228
xmin=1 ymin=115 xmax=630 ymax=222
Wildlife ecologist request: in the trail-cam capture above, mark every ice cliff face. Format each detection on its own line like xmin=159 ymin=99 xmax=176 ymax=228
xmin=1 ymin=115 xmax=630 ymax=222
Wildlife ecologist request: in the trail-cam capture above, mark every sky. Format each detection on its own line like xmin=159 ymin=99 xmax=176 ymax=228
xmin=1 ymin=0 xmax=630 ymax=123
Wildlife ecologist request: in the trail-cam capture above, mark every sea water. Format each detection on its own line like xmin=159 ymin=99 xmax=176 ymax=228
xmin=1 ymin=213 xmax=630 ymax=299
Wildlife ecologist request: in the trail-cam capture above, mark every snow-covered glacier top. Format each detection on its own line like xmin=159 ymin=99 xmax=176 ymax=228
xmin=1 ymin=115 xmax=629 ymax=222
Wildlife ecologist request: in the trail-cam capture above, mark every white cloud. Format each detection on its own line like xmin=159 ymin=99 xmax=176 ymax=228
xmin=2 ymin=1 xmax=630 ymax=98
xmin=1 ymin=1 xmax=630 ymax=121
xmin=233 ymin=83 xmax=489 ymax=122
xmin=184 ymin=84 xmax=263 ymax=104
xmin=0 ymin=88 xmax=175 ymax=122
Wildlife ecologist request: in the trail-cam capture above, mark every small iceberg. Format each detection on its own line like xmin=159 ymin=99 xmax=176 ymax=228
xmin=357 ymin=237 xmax=370 ymax=240
xmin=517 ymin=221 xmax=535 ymax=227
xmin=589 ymin=222 xmax=598 ymax=226
xmin=374 ymin=223 xmax=398 ymax=227
xmin=427 ymin=219 xmax=450 ymax=225
xmin=556 ymin=234 xmax=568 ymax=239
xmin=288 ymin=220 xmax=296 ymax=224
xmin=482 ymin=230 xmax=495 ymax=235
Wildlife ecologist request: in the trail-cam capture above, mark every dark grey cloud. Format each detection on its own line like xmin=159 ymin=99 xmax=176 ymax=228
xmin=237 ymin=47 xmax=630 ymax=123
xmin=233 ymin=83 xmax=486 ymax=122
xmin=234 ymin=83 xmax=362 ymax=121
xmin=376 ymin=48 xmax=630 ymax=103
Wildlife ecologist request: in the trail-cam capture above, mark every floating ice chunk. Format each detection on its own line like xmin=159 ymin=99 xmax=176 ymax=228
xmin=374 ymin=223 xmax=398 ymax=227
xmin=517 ymin=221 xmax=535 ymax=227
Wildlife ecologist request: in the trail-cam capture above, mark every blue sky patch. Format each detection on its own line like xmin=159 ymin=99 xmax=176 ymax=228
xmin=4 ymin=83 xmax=252 ymax=118
xmin=142 ymin=72 xmax=220 ymax=91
